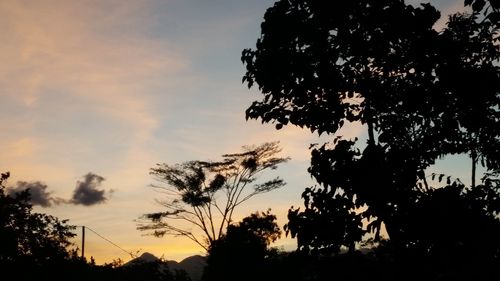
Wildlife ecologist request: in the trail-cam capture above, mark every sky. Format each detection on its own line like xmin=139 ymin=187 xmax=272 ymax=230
xmin=0 ymin=0 xmax=472 ymax=264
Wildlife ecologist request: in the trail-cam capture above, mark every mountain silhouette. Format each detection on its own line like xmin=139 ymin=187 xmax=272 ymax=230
xmin=125 ymin=252 xmax=206 ymax=281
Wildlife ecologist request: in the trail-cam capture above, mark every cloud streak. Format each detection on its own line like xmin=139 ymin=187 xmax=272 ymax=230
xmin=0 ymin=0 xmax=190 ymax=186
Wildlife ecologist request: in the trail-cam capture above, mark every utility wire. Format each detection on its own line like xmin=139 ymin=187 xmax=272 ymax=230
xmin=79 ymin=225 xmax=138 ymax=259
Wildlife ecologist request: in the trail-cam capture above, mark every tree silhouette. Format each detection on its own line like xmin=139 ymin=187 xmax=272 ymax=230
xmin=437 ymin=8 xmax=500 ymax=187
xmin=0 ymin=172 xmax=77 ymax=264
xmin=202 ymin=210 xmax=281 ymax=281
xmin=137 ymin=142 xmax=289 ymax=251
xmin=1 ymin=171 xmax=200 ymax=280
xmin=0 ymin=172 xmax=83 ymax=280
xmin=243 ymin=0 xmax=499 ymax=267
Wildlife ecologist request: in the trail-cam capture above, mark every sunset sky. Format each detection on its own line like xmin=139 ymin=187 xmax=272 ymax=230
xmin=1 ymin=0 xmax=473 ymax=264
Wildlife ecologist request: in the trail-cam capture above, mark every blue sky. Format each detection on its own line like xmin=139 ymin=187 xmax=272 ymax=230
xmin=0 ymin=0 xmax=473 ymax=263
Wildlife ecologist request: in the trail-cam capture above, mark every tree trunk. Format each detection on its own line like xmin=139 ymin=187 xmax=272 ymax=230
xmin=471 ymin=149 xmax=477 ymax=188
xmin=367 ymin=120 xmax=375 ymax=146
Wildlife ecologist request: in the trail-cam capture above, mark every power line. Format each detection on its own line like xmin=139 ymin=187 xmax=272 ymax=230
xmin=78 ymin=225 xmax=138 ymax=259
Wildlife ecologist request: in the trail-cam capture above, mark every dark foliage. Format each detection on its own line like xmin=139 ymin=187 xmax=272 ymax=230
xmin=91 ymin=259 xmax=192 ymax=281
xmin=0 ymin=172 xmax=77 ymax=268
xmin=1 ymin=171 xmax=191 ymax=281
xmin=202 ymin=210 xmax=281 ymax=281
xmin=242 ymin=0 xmax=500 ymax=279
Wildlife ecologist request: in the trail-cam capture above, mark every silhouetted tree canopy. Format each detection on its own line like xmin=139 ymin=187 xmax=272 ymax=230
xmin=243 ymin=0 xmax=500 ymax=273
xmin=137 ymin=142 xmax=289 ymax=251
xmin=0 ymin=172 xmax=77 ymax=266
xmin=202 ymin=210 xmax=281 ymax=281
xmin=1 ymin=171 xmax=194 ymax=280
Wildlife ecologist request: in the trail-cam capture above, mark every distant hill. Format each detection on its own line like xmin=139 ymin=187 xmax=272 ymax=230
xmin=125 ymin=252 xmax=206 ymax=281
xmin=165 ymin=255 xmax=206 ymax=281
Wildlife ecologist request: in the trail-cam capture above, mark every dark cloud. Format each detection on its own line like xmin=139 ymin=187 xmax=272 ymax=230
xmin=7 ymin=181 xmax=55 ymax=207
xmin=5 ymin=173 xmax=110 ymax=207
xmin=71 ymin=173 xmax=108 ymax=206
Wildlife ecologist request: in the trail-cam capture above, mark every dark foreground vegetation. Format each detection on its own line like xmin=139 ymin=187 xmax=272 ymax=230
xmin=1 ymin=168 xmax=499 ymax=281
xmin=0 ymin=172 xmax=191 ymax=281
xmin=237 ymin=0 xmax=500 ymax=279
xmin=1 ymin=0 xmax=499 ymax=280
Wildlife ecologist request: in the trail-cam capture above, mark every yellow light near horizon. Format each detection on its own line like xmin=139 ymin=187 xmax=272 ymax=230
xmin=71 ymin=230 xmax=208 ymax=265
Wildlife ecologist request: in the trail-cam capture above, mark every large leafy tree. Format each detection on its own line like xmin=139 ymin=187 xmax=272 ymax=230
xmin=243 ymin=0 xmax=499 ymax=255
xmin=0 ymin=172 xmax=77 ymax=267
xmin=202 ymin=210 xmax=281 ymax=281
xmin=137 ymin=142 xmax=288 ymax=251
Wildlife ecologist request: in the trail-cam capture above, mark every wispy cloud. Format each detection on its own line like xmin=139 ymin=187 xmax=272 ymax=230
xmin=0 ymin=0 xmax=190 ymax=187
